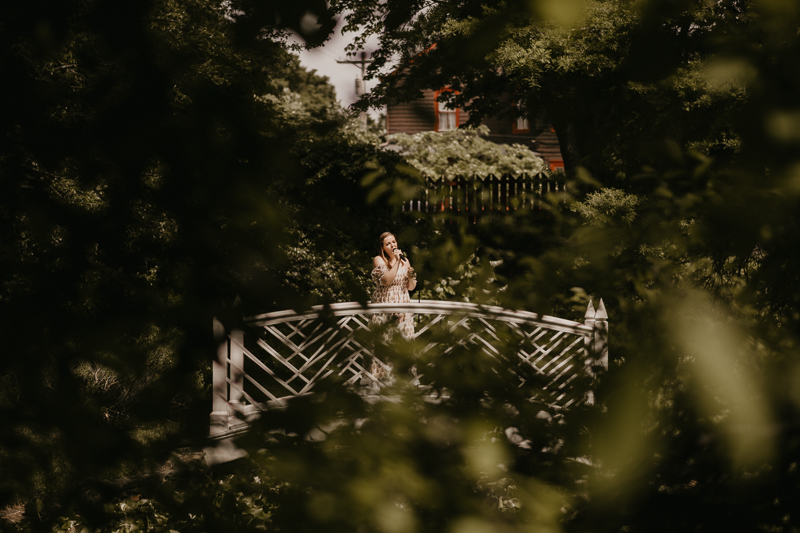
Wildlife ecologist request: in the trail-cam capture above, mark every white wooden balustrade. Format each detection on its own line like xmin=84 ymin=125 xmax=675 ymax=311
xmin=210 ymin=299 xmax=608 ymax=437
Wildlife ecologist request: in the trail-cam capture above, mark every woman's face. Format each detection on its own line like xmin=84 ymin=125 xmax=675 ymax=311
xmin=382 ymin=235 xmax=397 ymax=256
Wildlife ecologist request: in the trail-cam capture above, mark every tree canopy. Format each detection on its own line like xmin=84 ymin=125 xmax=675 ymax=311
xmin=334 ymin=0 xmax=749 ymax=180
xmin=0 ymin=0 xmax=349 ymax=504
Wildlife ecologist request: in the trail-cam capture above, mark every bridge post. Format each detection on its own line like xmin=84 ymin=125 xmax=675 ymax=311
xmin=584 ymin=301 xmax=596 ymax=405
xmin=584 ymin=299 xmax=609 ymax=405
xmin=229 ymin=329 xmax=245 ymax=410
xmin=593 ymin=299 xmax=609 ymax=371
xmin=583 ymin=299 xmax=609 ymax=370
xmin=211 ymin=317 xmax=230 ymax=435
xmin=584 ymin=300 xmax=596 ymax=331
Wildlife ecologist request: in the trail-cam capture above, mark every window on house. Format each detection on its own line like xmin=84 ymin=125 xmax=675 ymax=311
xmin=435 ymin=90 xmax=459 ymax=131
xmin=513 ymin=116 xmax=530 ymax=133
xmin=512 ymin=101 xmax=530 ymax=133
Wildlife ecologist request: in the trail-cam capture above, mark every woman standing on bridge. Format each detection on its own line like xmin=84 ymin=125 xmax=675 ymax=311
xmin=368 ymin=232 xmax=417 ymax=381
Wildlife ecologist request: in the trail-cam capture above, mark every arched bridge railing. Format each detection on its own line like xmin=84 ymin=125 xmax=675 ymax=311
xmin=210 ymin=300 xmax=608 ymax=437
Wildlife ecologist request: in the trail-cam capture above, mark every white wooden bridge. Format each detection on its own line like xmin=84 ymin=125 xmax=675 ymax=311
xmin=210 ymin=299 xmax=608 ymax=438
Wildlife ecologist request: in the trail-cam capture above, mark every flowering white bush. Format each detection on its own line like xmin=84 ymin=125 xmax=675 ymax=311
xmin=387 ymin=126 xmax=547 ymax=180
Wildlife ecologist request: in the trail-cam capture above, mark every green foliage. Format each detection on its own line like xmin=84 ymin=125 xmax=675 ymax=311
xmin=334 ymin=0 xmax=746 ymax=180
xmin=280 ymin=227 xmax=373 ymax=305
xmin=417 ymin=253 xmax=503 ymax=304
xmin=318 ymin=0 xmax=800 ymax=532
xmin=272 ymin=52 xmax=339 ymax=119
xmin=367 ymin=113 xmax=387 ymax=139
xmin=388 ymin=126 xmax=547 ymax=180
xmin=13 ymin=465 xmax=284 ymax=533
xmin=0 ymin=0 xmax=339 ymax=507
xmin=266 ymin=107 xmax=428 ymax=308
xmin=571 ymin=188 xmax=641 ymax=226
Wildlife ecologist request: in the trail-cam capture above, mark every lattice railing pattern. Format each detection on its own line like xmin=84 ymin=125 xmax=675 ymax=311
xmin=434 ymin=315 xmax=590 ymax=407
xmin=211 ymin=300 xmax=608 ymax=436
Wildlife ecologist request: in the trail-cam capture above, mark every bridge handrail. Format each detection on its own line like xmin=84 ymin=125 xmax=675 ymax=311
xmin=244 ymin=300 xmax=592 ymax=336
xmin=212 ymin=299 xmax=609 ymax=438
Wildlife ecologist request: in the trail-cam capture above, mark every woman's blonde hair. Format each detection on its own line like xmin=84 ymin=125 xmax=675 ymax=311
xmin=378 ymin=232 xmax=395 ymax=266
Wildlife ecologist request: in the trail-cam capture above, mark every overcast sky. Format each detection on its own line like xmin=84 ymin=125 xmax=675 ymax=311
xmin=294 ymin=19 xmax=384 ymax=117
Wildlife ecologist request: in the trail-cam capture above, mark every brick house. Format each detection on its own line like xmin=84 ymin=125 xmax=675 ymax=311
xmin=386 ymin=88 xmax=565 ymax=172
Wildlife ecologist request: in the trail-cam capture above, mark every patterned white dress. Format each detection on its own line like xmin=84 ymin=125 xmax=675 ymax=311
xmin=368 ymin=261 xmax=415 ymax=381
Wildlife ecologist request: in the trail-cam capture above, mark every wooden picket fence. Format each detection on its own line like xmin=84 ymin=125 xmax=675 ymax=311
xmin=404 ymin=172 xmax=565 ymax=220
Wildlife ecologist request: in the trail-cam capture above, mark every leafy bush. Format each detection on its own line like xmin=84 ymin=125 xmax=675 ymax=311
xmin=387 ymin=126 xmax=547 ymax=180
xmin=571 ymin=188 xmax=642 ymax=226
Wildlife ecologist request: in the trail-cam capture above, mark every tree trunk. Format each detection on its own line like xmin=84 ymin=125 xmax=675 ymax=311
xmin=539 ymin=86 xmax=582 ymax=180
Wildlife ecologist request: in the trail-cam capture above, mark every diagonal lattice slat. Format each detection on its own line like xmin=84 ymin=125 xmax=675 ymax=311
xmin=211 ymin=300 xmax=608 ymax=436
xmin=228 ymin=302 xmax=596 ymax=407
